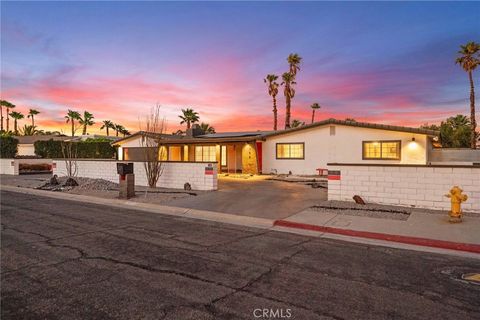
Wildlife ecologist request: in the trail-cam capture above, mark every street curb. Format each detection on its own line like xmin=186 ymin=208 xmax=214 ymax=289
xmin=274 ymin=220 xmax=480 ymax=254
xmin=1 ymin=185 xmax=274 ymax=230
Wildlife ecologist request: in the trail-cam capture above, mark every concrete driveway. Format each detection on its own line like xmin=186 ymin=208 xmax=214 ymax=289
xmin=165 ymin=175 xmax=327 ymax=219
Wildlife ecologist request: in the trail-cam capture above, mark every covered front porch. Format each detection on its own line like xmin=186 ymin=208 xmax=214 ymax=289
xmin=166 ymin=142 xmax=262 ymax=174
xmin=120 ymin=141 xmax=262 ymax=174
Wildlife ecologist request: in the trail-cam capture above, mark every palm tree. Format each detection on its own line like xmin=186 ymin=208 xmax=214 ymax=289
xmin=287 ymin=53 xmax=302 ymax=76
xmin=1 ymin=100 xmax=15 ymax=132
xmin=179 ymin=108 xmax=199 ymax=130
xmin=310 ymin=103 xmax=321 ymax=124
xmin=0 ymin=100 xmax=15 ymax=131
xmin=79 ymin=111 xmax=95 ymax=135
xmin=20 ymin=125 xmax=39 ymax=136
xmin=113 ymin=124 xmax=124 ymax=137
xmin=200 ymin=122 xmax=215 ymax=134
xmin=281 ymin=72 xmax=296 ymax=129
xmin=64 ymin=109 xmax=81 ymax=137
xmin=264 ymin=74 xmax=280 ymax=130
xmin=9 ymin=111 xmax=24 ymax=134
xmin=119 ymin=127 xmax=130 ymax=137
xmin=456 ymin=41 xmax=480 ymax=149
xmin=291 ymin=119 xmax=305 ymax=128
xmin=100 ymin=120 xmax=114 ymax=136
xmin=27 ymin=109 xmax=40 ymax=127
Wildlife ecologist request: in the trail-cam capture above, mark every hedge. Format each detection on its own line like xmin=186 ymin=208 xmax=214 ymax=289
xmin=34 ymin=139 xmax=116 ymax=159
xmin=0 ymin=135 xmax=18 ymax=158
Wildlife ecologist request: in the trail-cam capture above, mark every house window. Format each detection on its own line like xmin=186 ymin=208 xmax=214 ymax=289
xmin=276 ymin=143 xmax=304 ymax=159
xmin=362 ymin=141 xmax=401 ymax=160
xmin=195 ymin=146 xmax=216 ymax=162
xmin=221 ymin=145 xmax=227 ymax=166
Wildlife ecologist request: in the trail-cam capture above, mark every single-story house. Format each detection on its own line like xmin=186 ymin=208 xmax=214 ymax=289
xmin=112 ymin=118 xmax=439 ymax=175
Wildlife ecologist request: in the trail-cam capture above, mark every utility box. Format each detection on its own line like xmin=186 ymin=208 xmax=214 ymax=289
xmin=118 ymin=162 xmax=135 ymax=199
xmin=117 ymin=163 xmax=134 ymax=176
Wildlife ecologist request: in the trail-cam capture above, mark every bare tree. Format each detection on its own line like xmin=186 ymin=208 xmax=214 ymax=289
xmin=140 ymin=104 xmax=167 ymax=188
xmin=61 ymin=141 xmax=78 ymax=186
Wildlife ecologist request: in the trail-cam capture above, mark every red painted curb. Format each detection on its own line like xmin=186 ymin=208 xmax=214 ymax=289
xmin=274 ymin=220 xmax=480 ymax=254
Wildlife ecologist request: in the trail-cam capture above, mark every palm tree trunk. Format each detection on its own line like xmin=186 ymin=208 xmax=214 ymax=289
xmin=106 ymin=127 xmax=109 ymax=136
xmin=71 ymin=120 xmax=75 ymax=137
xmin=469 ymin=71 xmax=477 ymax=149
xmin=187 ymin=121 xmax=191 ymax=130
xmin=83 ymin=125 xmax=87 ymax=135
xmin=116 ymin=130 xmax=119 ymax=137
xmin=14 ymin=120 xmax=18 ymax=134
xmin=6 ymin=111 xmax=9 ymax=132
xmin=311 ymin=109 xmax=315 ymax=124
xmin=0 ymin=107 xmax=3 ymax=131
xmin=285 ymin=95 xmax=291 ymax=129
xmin=273 ymin=96 xmax=278 ymax=131
xmin=31 ymin=116 xmax=35 ymax=127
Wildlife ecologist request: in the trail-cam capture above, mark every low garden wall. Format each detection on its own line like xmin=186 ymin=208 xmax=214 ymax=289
xmin=327 ymin=163 xmax=480 ymax=212
xmin=0 ymin=159 xmax=15 ymax=175
xmin=0 ymin=158 xmax=53 ymax=175
xmin=52 ymin=159 xmax=218 ymax=191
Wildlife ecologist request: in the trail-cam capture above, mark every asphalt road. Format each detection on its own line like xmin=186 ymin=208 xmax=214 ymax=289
xmin=1 ymin=190 xmax=480 ymax=320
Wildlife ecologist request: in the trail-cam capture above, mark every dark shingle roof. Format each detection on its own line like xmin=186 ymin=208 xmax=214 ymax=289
xmin=261 ymin=118 xmax=439 ymax=138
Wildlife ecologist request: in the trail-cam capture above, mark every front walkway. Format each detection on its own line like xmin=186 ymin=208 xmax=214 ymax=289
xmin=165 ymin=175 xmax=327 ymax=219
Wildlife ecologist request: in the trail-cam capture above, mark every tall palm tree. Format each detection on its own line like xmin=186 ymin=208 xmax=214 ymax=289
xmin=9 ymin=111 xmax=24 ymax=134
xmin=179 ymin=108 xmax=199 ymax=130
xmin=264 ymin=74 xmax=280 ymax=130
xmin=0 ymin=100 xmax=14 ymax=131
xmin=456 ymin=41 xmax=480 ymax=149
xmin=113 ymin=124 xmax=125 ymax=137
xmin=79 ymin=111 xmax=95 ymax=135
xmin=100 ymin=120 xmax=114 ymax=136
xmin=310 ymin=103 xmax=321 ymax=124
xmin=287 ymin=53 xmax=302 ymax=76
xmin=27 ymin=109 xmax=40 ymax=127
xmin=200 ymin=122 xmax=215 ymax=134
xmin=119 ymin=127 xmax=130 ymax=137
xmin=291 ymin=119 xmax=305 ymax=128
xmin=281 ymin=72 xmax=296 ymax=129
xmin=64 ymin=109 xmax=81 ymax=137
xmin=1 ymin=100 xmax=15 ymax=132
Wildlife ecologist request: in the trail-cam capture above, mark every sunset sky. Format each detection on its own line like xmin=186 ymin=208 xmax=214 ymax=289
xmin=1 ymin=1 xmax=479 ymax=135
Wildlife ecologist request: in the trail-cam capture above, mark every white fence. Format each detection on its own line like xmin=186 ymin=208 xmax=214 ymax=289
xmin=328 ymin=164 xmax=480 ymax=212
xmin=0 ymin=158 xmax=53 ymax=175
xmin=53 ymin=159 xmax=217 ymax=191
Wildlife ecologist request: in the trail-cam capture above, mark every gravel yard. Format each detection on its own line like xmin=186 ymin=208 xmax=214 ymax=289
xmin=308 ymin=200 xmax=480 ymax=220
xmin=0 ymin=174 xmax=202 ymax=205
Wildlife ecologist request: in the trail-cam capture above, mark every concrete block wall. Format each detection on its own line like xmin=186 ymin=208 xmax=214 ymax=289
xmin=53 ymin=160 xmax=217 ymax=191
xmin=328 ymin=165 xmax=480 ymax=212
xmin=0 ymin=159 xmax=15 ymax=175
xmin=0 ymin=158 xmax=53 ymax=175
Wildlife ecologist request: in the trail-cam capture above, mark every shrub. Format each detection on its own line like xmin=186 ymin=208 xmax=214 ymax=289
xmin=0 ymin=135 xmax=18 ymax=158
xmin=34 ymin=139 xmax=116 ymax=159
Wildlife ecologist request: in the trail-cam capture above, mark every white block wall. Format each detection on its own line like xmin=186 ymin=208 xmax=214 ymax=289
xmin=328 ymin=165 xmax=480 ymax=212
xmin=0 ymin=159 xmax=15 ymax=175
xmin=52 ymin=160 xmax=217 ymax=191
xmin=0 ymin=158 xmax=52 ymax=175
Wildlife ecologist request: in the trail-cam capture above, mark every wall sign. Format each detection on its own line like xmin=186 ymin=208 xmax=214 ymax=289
xmin=328 ymin=170 xmax=341 ymax=180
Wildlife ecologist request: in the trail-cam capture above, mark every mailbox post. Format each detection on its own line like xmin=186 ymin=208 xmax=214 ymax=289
xmin=117 ymin=163 xmax=135 ymax=199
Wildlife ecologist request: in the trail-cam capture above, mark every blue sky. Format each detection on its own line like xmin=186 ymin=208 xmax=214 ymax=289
xmin=1 ymin=1 xmax=479 ymax=133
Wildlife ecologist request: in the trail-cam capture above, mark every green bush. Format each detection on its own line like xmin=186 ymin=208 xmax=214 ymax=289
xmin=34 ymin=139 xmax=116 ymax=159
xmin=0 ymin=135 xmax=18 ymax=158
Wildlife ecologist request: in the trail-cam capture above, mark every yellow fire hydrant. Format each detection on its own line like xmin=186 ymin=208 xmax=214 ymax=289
xmin=445 ymin=186 xmax=468 ymax=223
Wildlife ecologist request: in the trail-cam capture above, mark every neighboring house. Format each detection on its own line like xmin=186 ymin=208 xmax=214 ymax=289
xmin=14 ymin=135 xmax=70 ymax=156
xmin=112 ymin=119 xmax=439 ymax=175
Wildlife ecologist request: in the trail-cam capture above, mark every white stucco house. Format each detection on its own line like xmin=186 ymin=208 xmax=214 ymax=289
xmin=112 ymin=119 xmax=439 ymax=175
